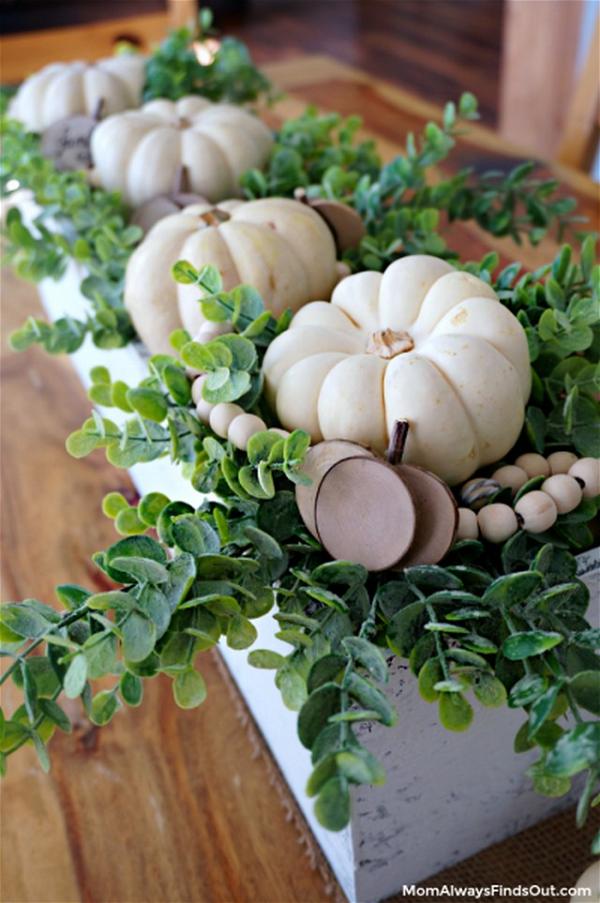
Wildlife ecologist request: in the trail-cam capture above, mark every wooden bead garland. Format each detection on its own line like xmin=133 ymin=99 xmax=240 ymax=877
xmin=456 ymin=448 xmax=598 ymax=543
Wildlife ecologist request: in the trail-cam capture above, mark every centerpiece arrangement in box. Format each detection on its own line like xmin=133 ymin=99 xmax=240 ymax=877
xmin=1 ymin=10 xmax=598 ymax=901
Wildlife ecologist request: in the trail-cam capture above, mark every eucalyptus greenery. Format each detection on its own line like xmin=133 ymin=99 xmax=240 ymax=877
xmin=143 ymin=8 xmax=273 ymax=105
xmin=3 ymin=257 xmax=598 ymax=847
xmin=242 ymin=95 xmax=581 ymax=271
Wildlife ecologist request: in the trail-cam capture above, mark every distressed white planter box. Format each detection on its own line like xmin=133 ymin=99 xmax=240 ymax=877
xmin=31 ymin=251 xmax=600 ymax=903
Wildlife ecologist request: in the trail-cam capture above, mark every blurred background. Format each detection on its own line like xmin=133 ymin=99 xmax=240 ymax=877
xmin=2 ymin=0 xmax=599 ymax=178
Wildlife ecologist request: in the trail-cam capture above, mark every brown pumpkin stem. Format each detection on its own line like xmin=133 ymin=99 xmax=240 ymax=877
xmin=92 ymin=97 xmax=105 ymax=122
xmin=386 ymin=419 xmax=409 ymax=466
xmin=172 ymin=164 xmax=190 ymax=196
xmin=199 ymin=208 xmax=231 ymax=226
xmin=367 ymin=328 xmax=414 ymax=359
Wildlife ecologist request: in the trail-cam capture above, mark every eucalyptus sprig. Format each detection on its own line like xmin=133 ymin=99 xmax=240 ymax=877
xmin=2 ymin=117 xmax=141 ymax=352
xmin=242 ymin=94 xmax=581 ymax=271
xmin=143 ymin=8 xmax=273 ymax=105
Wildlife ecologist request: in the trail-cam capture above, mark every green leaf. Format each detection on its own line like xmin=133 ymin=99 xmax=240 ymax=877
xmin=38 ymin=699 xmax=71 ymax=733
xmin=438 ymin=692 xmax=473 ymax=732
xmin=110 ymin=556 xmax=169 ymax=584
xmin=120 ymin=671 xmax=144 ymax=707
xmin=298 ymin=683 xmax=341 ymax=749
xmin=226 ymin=614 xmax=258 ymax=650
xmin=528 ymin=684 xmax=561 ymax=739
xmin=275 ymin=664 xmax=307 ymax=711
xmin=570 ymin=671 xmax=600 ymax=715
xmin=502 ymin=630 xmax=563 ymax=660
xmin=121 ymin=611 xmax=157 ymax=662
xmin=314 ymin=775 xmax=350 ymax=831
xmin=509 ymin=674 xmax=548 ymax=708
xmin=346 ymin=672 xmax=397 ymax=726
xmin=545 ymin=723 xmax=600 ymax=777
xmin=102 ymin=492 xmax=129 ymax=518
xmin=336 ymin=748 xmax=385 ymax=786
xmin=0 ymin=603 xmax=52 ymax=639
xmin=482 ymin=571 xmax=543 ymax=607
xmin=341 ymin=637 xmax=388 ymax=683
xmin=386 ymin=601 xmax=425 ymax=657
xmin=63 ymin=654 xmax=88 ymax=699
xmin=173 ymin=669 xmax=207 ymax=709
xmin=247 ymin=649 xmax=287 ymax=670
xmin=307 ymin=654 xmax=347 ymax=693
xmin=126 ymin=388 xmax=168 ymax=422
xmin=90 ymin=690 xmax=121 ymax=726
xmin=418 ymin=658 xmax=443 ymax=703
xmin=138 ymin=492 xmax=170 ymax=527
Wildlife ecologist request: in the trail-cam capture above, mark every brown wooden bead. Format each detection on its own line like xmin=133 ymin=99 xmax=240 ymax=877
xmin=295 ymin=440 xmax=373 ymax=539
xmin=547 ymin=451 xmax=578 ymax=475
xmin=315 ymin=456 xmax=416 ymax=571
xmin=394 ymin=464 xmax=458 ymax=566
xmin=514 ymin=491 xmax=557 ymax=533
xmin=541 ymin=474 xmax=582 ymax=514
xmin=477 ymin=503 xmax=518 ymax=543
xmin=492 ymin=464 xmax=528 ymax=493
xmin=456 ymin=507 xmax=479 ymax=540
xmin=514 ymin=453 xmax=550 ymax=478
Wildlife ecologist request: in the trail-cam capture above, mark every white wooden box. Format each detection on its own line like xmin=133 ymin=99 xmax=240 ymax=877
xmin=33 ymin=257 xmax=600 ymax=903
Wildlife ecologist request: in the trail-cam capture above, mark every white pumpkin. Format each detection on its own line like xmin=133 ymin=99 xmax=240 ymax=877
xmin=263 ymin=255 xmax=531 ymax=485
xmin=124 ymin=197 xmax=340 ymax=355
xmin=90 ymin=96 xmax=273 ymax=207
xmin=9 ymin=57 xmax=145 ymax=132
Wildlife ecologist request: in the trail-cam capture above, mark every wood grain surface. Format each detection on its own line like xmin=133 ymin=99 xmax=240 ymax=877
xmin=1 ymin=54 xmax=599 ymax=903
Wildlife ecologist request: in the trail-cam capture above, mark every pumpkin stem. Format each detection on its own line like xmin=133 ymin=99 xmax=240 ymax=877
xmin=199 ymin=208 xmax=231 ymax=226
xmin=367 ymin=328 xmax=414 ymax=358
xmin=386 ymin=420 xmax=409 ymax=465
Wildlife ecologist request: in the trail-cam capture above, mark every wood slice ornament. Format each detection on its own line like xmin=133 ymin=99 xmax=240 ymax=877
xmin=40 ymin=98 xmax=104 ymax=172
xmin=131 ymin=166 xmax=209 ymax=233
xmin=293 ymin=187 xmax=366 ymax=253
xmin=295 ymin=421 xmax=458 ymax=571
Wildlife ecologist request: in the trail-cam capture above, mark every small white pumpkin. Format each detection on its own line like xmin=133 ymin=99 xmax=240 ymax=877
xmin=124 ymin=197 xmax=339 ymax=355
xmin=263 ymin=255 xmax=531 ymax=485
xmin=9 ymin=57 xmax=145 ymax=132
xmin=90 ymin=96 xmax=273 ymax=207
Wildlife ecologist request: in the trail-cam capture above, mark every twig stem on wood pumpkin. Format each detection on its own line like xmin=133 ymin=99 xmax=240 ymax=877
xmin=386 ymin=420 xmax=409 ymax=466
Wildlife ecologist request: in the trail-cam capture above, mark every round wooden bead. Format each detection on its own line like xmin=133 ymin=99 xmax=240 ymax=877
xmin=228 ymin=413 xmax=267 ymax=450
xmin=514 ymin=491 xmax=557 ymax=533
xmin=209 ymin=402 xmax=244 ymax=438
xmin=514 ymin=453 xmax=550 ymax=479
xmin=395 ymin=464 xmax=458 ymax=566
xmin=547 ymin=451 xmax=578 ymax=475
xmin=315 ymin=456 xmax=416 ymax=571
xmin=492 ymin=464 xmax=528 ymax=493
xmin=456 ymin=507 xmax=479 ymax=540
xmin=477 ymin=504 xmax=518 ymax=543
xmin=269 ymin=428 xmax=290 ymax=438
xmin=192 ymin=375 xmax=213 ymax=422
xmin=194 ymin=320 xmax=232 ymax=343
xmin=569 ymin=457 xmax=600 ymax=499
xmin=541 ymin=474 xmax=582 ymax=514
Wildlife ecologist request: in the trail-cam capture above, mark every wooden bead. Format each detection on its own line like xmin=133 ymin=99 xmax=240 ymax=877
xmin=194 ymin=321 xmax=232 ymax=343
xmin=456 ymin=507 xmax=479 ymax=540
xmin=192 ymin=375 xmax=213 ymax=423
xmin=569 ymin=457 xmax=600 ymax=499
xmin=269 ymin=428 xmax=290 ymax=438
xmin=547 ymin=451 xmax=578 ymax=475
xmin=514 ymin=453 xmax=550 ymax=479
xmin=492 ymin=464 xmax=528 ymax=493
xmin=477 ymin=504 xmax=518 ymax=543
xmin=541 ymin=474 xmax=582 ymax=514
xmin=228 ymin=413 xmax=267 ymax=450
xmin=514 ymin=491 xmax=557 ymax=533
xmin=209 ymin=403 xmax=244 ymax=438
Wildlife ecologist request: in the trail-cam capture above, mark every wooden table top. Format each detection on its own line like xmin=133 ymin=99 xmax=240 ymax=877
xmin=1 ymin=53 xmax=598 ymax=903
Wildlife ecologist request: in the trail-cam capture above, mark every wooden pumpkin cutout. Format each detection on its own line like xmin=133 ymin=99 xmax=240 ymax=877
xmin=295 ymin=420 xmax=458 ymax=571
xmin=293 ymin=187 xmax=366 ymax=253
xmin=131 ymin=166 xmax=209 ymax=233
xmin=41 ymin=98 xmax=104 ymax=172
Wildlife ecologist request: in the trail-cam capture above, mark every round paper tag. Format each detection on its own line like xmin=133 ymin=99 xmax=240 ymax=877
xmin=41 ymin=115 xmax=97 ymax=171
